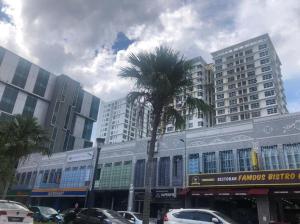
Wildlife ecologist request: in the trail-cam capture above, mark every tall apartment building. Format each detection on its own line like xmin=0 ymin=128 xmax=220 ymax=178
xmin=0 ymin=46 xmax=100 ymax=152
xmin=97 ymin=97 xmax=151 ymax=144
xmin=165 ymin=56 xmax=215 ymax=133
xmin=212 ymin=34 xmax=288 ymax=125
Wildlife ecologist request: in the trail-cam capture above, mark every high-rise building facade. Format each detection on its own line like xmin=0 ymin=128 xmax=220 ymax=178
xmin=97 ymin=97 xmax=151 ymax=144
xmin=0 ymin=46 xmax=100 ymax=152
xmin=212 ymin=34 xmax=288 ymax=125
xmin=165 ymin=56 xmax=215 ymax=133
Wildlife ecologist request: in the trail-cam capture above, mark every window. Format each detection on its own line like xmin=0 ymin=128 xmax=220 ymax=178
xmin=33 ymin=69 xmax=50 ymax=97
xmin=262 ymin=66 xmax=271 ymax=72
xmin=230 ymin=107 xmax=238 ymax=113
xmin=134 ymin=160 xmax=145 ymax=187
xmin=263 ymin=74 xmax=272 ymax=80
xmin=220 ymin=150 xmax=234 ymax=172
xmin=82 ymin=119 xmax=93 ymax=140
xmin=229 ymin=91 xmax=236 ymax=97
xmin=215 ymin=58 xmax=222 ymax=64
xmin=42 ymin=170 xmax=49 ymax=183
xmin=247 ymin=71 xmax=255 ymax=77
xmin=230 ymin=115 xmax=239 ymax=121
xmin=173 ymin=155 xmax=183 ymax=186
xmin=216 ymin=72 xmax=222 ymax=78
xmin=283 ymin=143 xmax=300 ymax=169
xmin=216 ymin=86 xmax=223 ymax=92
xmin=227 ymin=69 xmax=234 ymax=75
xmin=249 ymin=86 xmax=257 ymax=93
xmin=228 ymin=76 xmax=234 ymax=82
xmin=22 ymin=96 xmax=37 ymax=118
xmin=218 ymin=117 xmax=226 ymax=123
xmin=248 ymin=78 xmax=257 ymax=84
xmin=158 ymin=157 xmax=170 ymax=186
xmin=264 ymin=82 xmax=273 ymax=88
xmin=266 ymin=99 xmax=276 ymax=105
xmin=227 ymin=62 xmax=233 ymax=68
xmin=265 ymin=90 xmax=275 ymax=97
xmin=267 ymin=107 xmax=277 ymax=114
xmin=226 ymin=55 xmax=234 ymax=61
xmin=251 ymin=102 xmax=260 ymax=109
xmin=84 ymin=141 xmax=93 ymax=148
xmin=260 ymin=51 xmax=268 ymax=57
xmin=261 ymin=145 xmax=281 ymax=170
xmin=217 ymin=94 xmax=224 ymax=99
xmin=198 ymin=121 xmax=203 ymax=127
xmin=203 ymin=152 xmax=217 ymax=173
xmin=260 ymin=58 xmax=270 ymax=65
xmin=188 ymin=123 xmax=193 ymax=128
xmin=246 ymin=64 xmax=255 ymax=69
xmin=188 ymin=154 xmax=200 ymax=174
xmin=229 ymin=99 xmax=237 ymax=105
xmin=25 ymin=172 xmax=32 ymax=186
xmin=245 ymin=49 xmax=253 ymax=55
xmin=252 ymin=111 xmax=261 ymax=118
xmin=216 ymin=79 xmax=223 ymax=85
xmin=250 ymin=94 xmax=258 ymax=101
xmin=246 ymin=56 xmax=254 ymax=62
xmin=217 ymin=101 xmax=225 ymax=107
xmin=64 ymin=106 xmax=72 ymax=129
xmin=89 ymin=96 xmax=100 ymax=120
xmin=238 ymin=148 xmax=252 ymax=171
xmin=0 ymin=47 xmax=5 ymax=65
xmin=259 ymin=43 xmax=267 ymax=50
xmin=228 ymin=84 xmax=236 ymax=89
xmin=12 ymin=59 xmax=31 ymax=88
xmin=0 ymin=86 xmax=18 ymax=113
xmin=215 ymin=65 xmax=222 ymax=71
xmin=217 ymin=109 xmax=225 ymax=115
xmin=75 ymin=89 xmax=84 ymax=113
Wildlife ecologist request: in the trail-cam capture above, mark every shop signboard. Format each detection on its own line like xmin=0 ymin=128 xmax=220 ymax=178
xmin=31 ymin=188 xmax=87 ymax=197
xmin=67 ymin=151 xmax=94 ymax=162
xmin=134 ymin=188 xmax=176 ymax=200
xmin=189 ymin=169 xmax=300 ymax=187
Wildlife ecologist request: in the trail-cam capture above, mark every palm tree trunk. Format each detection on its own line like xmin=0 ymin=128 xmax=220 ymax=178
xmin=143 ymin=109 xmax=162 ymax=224
xmin=1 ymin=180 xmax=10 ymax=199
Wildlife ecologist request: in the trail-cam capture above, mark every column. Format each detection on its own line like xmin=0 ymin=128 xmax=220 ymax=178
xmin=256 ymin=196 xmax=279 ymax=224
xmin=127 ymin=156 xmax=136 ymax=211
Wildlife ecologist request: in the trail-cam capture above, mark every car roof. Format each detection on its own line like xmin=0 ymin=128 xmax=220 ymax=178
xmin=169 ymin=208 xmax=217 ymax=213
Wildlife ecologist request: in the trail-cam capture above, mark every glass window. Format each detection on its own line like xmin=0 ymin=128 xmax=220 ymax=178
xmin=267 ymin=107 xmax=277 ymax=114
xmin=0 ymin=86 xmax=18 ymax=113
xmin=172 ymin=155 xmax=183 ymax=186
xmin=42 ymin=170 xmax=49 ymax=183
xmin=265 ymin=90 xmax=275 ymax=97
xmin=266 ymin=99 xmax=276 ymax=105
xmin=203 ymin=152 xmax=217 ymax=173
xmin=64 ymin=106 xmax=72 ymax=129
xmin=238 ymin=148 xmax=251 ymax=171
xmin=264 ymin=82 xmax=273 ymax=89
xmin=89 ymin=96 xmax=100 ymax=120
xmin=263 ymin=74 xmax=272 ymax=80
xmin=262 ymin=66 xmax=271 ymax=72
xmin=158 ymin=157 xmax=170 ymax=186
xmin=33 ymin=68 xmax=50 ymax=97
xmin=260 ymin=58 xmax=270 ymax=65
xmin=220 ymin=150 xmax=234 ymax=172
xmin=259 ymin=50 xmax=268 ymax=57
xmin=75 ymin=89 xmax=84 ymax=113
xmin=188 ymin=154 xmax=200 ymax=174
xmin=12 ymin=58 xmax=31 ymax=88
xmin=0 ymin=47 xmax=5 ymax=65
xmin=82 ymin=119 xmax=93 ymax=140
xmin=259 ymin=43 xmax=267 ymax=50
xmin=134 ymin=160 xmax=145 ymax=187
xmin=283 ymin=143 xmax=300 ymax=169
xmin=261 ymin=145 xmax=281 ymax=170
xmin=22 ymin=95 xmax=37 ymax=118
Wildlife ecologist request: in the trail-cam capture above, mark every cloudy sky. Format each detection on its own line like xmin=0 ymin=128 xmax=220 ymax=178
xmin=0 ymin=0 xmax=299 ymax=112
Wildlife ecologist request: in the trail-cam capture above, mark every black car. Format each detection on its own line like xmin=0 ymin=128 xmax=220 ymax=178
xmin=30 ymin=206 xmax=63 ymax=223
xmin=61 ymin=208 xmax=82 ymax=224
xmin=73 ymin=208 xmax=131 ymax=224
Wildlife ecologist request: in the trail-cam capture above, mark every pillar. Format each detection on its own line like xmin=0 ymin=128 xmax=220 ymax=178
xmin=256 ymin=196 xmax=279 ymax=224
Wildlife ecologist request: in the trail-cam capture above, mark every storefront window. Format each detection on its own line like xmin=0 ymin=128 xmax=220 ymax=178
xmin=134 ymin=160 xmax=145 ymax=187
xmin=219 ymin=150 xmax=235 ymax=172
xmin=203 ymin=152 xmax=217 ymax=173
xmin=238 ymin=148 xmax=252 ymax=171
xmin=99 ymin=163 xmax=113 ymax=189
xmin=283 ymin=143 xmax=300 ymax=169
xmin=261 ymin=145 xmax=281 ymax=170
xmin=188 ymin=154 xmax=200 ymax=174
xmin=172 ymin=155 xmax=183 ymax=186
xmin=120 ymin=161 xmax=132 ymax=187
xmin=158 ymin=157 xmax=170 ymax=186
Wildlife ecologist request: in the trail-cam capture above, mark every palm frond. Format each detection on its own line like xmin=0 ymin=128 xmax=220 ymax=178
xmin=163 ymin=106 xmax=185 ymax=130
xmin=126 ymin=91 xmax=151 ymax=105
xmin=185 ymin=96 xmax=214 ymax=112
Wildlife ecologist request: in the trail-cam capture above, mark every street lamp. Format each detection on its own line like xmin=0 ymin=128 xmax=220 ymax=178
xmin=179 ymin=138 xmax=187 ymax=188
xmin=86 ymin=138 xmax=105 ymax=208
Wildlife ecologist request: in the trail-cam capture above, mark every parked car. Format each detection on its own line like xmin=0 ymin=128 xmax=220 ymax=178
xmin=61 ymin=207 xmax=83 ymax=224
xmin=0 ymin=200 xmax=33 ymax=224
xmin=30 ymin=206 xmax=63 ymax=223
xmin=73 ymin=208 xmax=131 ymax=224
xmin=163 ymin=209 xmax=238 ymax=224
xmin=118 ymin=211 xmax=157 ymax=224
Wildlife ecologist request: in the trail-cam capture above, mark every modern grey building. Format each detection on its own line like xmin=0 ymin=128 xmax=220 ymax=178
xmin=97 ymin=97 xmax=151 ymax=144
xmin=0 ymin=46 xmax=100 ymax=152
xmin=212 ymin=34 xmax=288 ymax=125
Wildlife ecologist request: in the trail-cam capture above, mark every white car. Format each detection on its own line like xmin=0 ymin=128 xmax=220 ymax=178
xmin=118 ymin=211 xmax=157 ymax=224
xmin=0 ymin=200 xmax=33 ymax=224
xmin=163 ymin=209 xmax=237 ymax=224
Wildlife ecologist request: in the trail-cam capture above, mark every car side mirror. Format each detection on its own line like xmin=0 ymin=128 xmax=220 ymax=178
xmin=98 ymin=215 xmax=104 ymax=220
xmin=130 ymin=217 xmax=135 ymax=221
xmin=212 ymin=217 xmax=221 ymax=223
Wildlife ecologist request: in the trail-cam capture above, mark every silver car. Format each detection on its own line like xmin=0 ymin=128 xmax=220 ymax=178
xmin=163 ymin=209 xmax=238 ymax=224
xmin=118 ymin=211 xmax=157 ymax=224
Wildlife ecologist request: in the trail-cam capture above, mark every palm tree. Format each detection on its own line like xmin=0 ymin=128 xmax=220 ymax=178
xmin=0 ymin=115 xmax=50 ymax=199
xmin=119 ymin=46 xmax=212 ymax=224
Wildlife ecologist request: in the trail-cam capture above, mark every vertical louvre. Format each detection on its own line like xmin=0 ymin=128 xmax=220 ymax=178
xmin=111 ymin=162 xmax=122 ymax=188
xmin=203 ymin=152 xmax=217 ymax=173
xmin=188 ymin=154 xmax=200 ymax=174
xmin=219 ymin=150 xmax=235 ymax=172
xmin=261 ymin=145 xmax=280 ymax=170
xmin=238 ymin=148 xmax=252 ymax=171
xmin=120 ymin=161 xmax=132 ymax=188
xmin=99 ymin=163 xmax=112 ymax=189
xmin=158 ymin=157 xmax=170 ymax=187
xmin=283 ymin=143 xmax=300 ymax=169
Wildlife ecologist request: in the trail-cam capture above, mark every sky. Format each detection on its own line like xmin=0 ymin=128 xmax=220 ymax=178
xmin=0 ymin=0 xmax=300 ymax=113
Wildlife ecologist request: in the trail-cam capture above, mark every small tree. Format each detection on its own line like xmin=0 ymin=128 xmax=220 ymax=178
xmin=119 ymin=46 xmax=212 ymax=223
xmin=0 ymin=115 xmax=50 ymax=199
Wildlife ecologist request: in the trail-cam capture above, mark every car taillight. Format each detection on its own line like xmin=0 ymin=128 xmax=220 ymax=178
xmin=163 ymin=214 xmax=169 ymax=222
xmin=0 ymin=211 xmax=7 ymax=215
xmin=27 ymin=212 xmax=34 ymax=217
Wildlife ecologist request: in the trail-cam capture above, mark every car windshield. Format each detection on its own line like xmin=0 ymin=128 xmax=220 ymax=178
xmin=0 ymin=202 xmax=28 ymax=211
xmin=39 ymin=207 xmax=58 ymax=215
xmin=213 ymin=211 xmax=237 ymax=224
xmin=104 ymin=210 xmax=124 ymax=219
xmin=133 ymin=213 xmax=143 ymax=220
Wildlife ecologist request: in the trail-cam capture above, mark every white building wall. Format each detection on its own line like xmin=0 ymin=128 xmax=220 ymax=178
xmin=34 ymin=100 xmax=49 ymax=125
xmin=0 ymin=50 xmax=18 ymax=83
xmin=80 ymin=92 xmax=92 ymax=117
xmin=73 ymin=115 xmax=85 ymax=138
xmin=24 ymin=64 xmax=39 ymax=93
xmin=12 ymin=91 xmax=27 ymax=114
